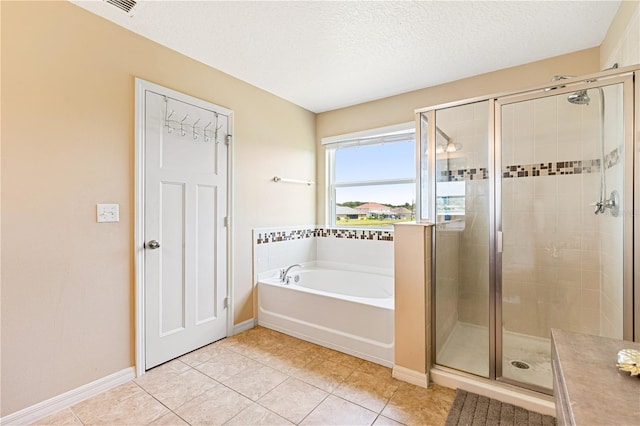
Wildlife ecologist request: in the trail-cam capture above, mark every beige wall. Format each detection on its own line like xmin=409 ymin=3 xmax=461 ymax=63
xmin=600 ymin=1 xmax=640 ymax=69
xmin=315 ymin=48 xmax=601 ymax=223
xmin=1 ymin=1 xmax=315 ymax=416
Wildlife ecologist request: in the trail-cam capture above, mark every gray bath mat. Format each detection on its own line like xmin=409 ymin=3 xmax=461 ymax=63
xmin=445 ymin=389 xmax=556 ymax=426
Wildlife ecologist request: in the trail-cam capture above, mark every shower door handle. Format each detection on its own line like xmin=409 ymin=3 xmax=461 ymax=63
xmin=497 ymin=231 xmax=503 ymax=253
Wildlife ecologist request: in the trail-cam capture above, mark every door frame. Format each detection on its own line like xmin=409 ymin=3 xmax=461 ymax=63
xmin=133 ymin=78 xmax=234 ymax=377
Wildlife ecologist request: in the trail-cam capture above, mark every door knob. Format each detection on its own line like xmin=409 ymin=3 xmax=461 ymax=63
xmin=147 ymin=240 xmax=160 ymax=250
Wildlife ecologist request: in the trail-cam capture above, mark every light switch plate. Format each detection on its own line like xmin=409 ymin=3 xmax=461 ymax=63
xmin=97 ymin=204 xmax=120 ymax=223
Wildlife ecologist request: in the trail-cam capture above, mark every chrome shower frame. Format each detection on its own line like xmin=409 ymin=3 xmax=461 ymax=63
xmin=415 ymin=64 xmax=638 ymax=396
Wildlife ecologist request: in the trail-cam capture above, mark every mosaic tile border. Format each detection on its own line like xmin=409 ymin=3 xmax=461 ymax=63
xmin=255 ymin=227 xmax=393 ymax=244
xmin=439 ymin=167 xmax=488 ymax=182
xmin=502 ymin=159 xmax=601 ymax=178
xmin=439 ymin=146 xmax=623 ymax=181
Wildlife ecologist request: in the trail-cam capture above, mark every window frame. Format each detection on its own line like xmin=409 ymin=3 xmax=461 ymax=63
xmin=323 ymin=122 xmax=416 ymax=228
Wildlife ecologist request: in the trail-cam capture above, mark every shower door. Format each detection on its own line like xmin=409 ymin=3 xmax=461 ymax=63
xmin=496 ymin=76 xmax=633 ymax=392
xmin=430 ymin=101 xmax=492 ymax=379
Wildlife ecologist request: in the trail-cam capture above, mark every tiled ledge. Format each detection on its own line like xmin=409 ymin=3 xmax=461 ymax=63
xmin=255 ymin=227 xmax=393 ymax=245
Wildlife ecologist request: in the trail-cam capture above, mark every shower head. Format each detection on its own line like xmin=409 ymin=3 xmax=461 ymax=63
xmin=567 ymin=90 xmax=590 ymax=105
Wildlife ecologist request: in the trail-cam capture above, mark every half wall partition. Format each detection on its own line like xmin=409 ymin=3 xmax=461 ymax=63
xmin=418 ymin=65 xmax=637 ymax=394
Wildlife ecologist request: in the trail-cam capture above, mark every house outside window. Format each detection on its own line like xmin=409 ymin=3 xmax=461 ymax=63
xmin=323 ymin=123 xmax=416 ymax=228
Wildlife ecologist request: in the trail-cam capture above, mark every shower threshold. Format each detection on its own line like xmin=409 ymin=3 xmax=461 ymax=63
xmin=430 ymin=365 xmax=556 ymax=417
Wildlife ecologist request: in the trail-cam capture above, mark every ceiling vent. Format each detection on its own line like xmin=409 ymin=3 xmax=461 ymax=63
xmin=104 ymin=0 xmax=137 ymax=15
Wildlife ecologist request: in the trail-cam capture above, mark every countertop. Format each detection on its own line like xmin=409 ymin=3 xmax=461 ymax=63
xmin=551 ymin=329 xmax=640 ymax=425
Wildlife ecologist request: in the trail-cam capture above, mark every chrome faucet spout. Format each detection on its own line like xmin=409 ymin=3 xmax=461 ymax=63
xmin=280 ymin=264 xmax=302 ymax=282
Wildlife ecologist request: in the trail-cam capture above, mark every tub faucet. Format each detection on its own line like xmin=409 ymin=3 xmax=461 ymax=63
xmin=280 ymin=264 xmax=301 ymax=282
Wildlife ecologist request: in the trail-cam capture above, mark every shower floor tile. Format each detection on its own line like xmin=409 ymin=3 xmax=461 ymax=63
xmin=436 ymin=322 xmax=552 ymax=390
xmin=31 ymin=326 xmax=455 ymax=426
xmin=437 ymin=322 xmax=490 ymax=377
xmin=502 ymin=332 xmax=552 ymax=389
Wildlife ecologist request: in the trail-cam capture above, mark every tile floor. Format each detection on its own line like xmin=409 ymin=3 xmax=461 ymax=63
xmin=33 ymin=327 xmax=455 ymax=426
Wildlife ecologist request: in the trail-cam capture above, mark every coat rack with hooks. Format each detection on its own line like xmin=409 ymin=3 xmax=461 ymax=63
xmin=164 ymin=96 xmax=222 ymax=143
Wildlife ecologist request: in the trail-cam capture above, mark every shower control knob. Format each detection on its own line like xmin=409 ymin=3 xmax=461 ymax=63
xmin=147 ymin=240 xmax=161 ymax=250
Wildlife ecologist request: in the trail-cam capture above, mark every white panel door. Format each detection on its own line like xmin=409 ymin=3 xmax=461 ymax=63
xmin=144 ymin=89 xmax=228 ymax=369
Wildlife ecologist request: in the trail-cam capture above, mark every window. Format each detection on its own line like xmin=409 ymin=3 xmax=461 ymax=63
xmin=324 ymin=124 xmax=416 ymax=227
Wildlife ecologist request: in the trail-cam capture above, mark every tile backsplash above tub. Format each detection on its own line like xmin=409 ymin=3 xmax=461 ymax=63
xmin=255 ymin=227 xmax=393 ymax=244
xmin=253 ymin=226 xmax=394 ymax=280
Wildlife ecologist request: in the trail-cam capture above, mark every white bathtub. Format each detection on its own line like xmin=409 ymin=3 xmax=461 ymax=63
xmin=257 ymin=265 xmax=394 ymax=367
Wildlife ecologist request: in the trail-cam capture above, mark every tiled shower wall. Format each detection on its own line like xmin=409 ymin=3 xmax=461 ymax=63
xmin=600 ymin=2 xmax=638 ymax=339
xmin=252 ymin=226 xmax=394 ymax=281
xmin=434 ymin=227 xmax=460 ymax=348
xmin=501 ymin=95 xmax=601 ymax=339
xmin=458 ymin=179 xmax=490 ymax=327
xmin=501 ymin=88 xmax=625 ymax=339
xmin=601 ymin=163 xmax=624 ymax=339
xmin=600 ymin=84 xmax=625 ymax=339
xmin=456 ymin=103 xmax=490 ymax=328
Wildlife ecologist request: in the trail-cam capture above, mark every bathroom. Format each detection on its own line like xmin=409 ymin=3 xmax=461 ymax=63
xmin=2 ymin=1 xmax=640 ymax=424
xmin=254 ymin=66 xmax=637 ymax=417
xmin=254 ymin=20 xmax=639 ymax=423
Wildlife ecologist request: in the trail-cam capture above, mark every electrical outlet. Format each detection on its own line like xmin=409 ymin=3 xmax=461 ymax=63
xmin=97 ymin=204 xmax=120 ymax=223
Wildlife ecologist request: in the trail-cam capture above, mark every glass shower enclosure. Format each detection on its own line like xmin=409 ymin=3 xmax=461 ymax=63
xmin=418 ymin=67 xmax=636 ymax=394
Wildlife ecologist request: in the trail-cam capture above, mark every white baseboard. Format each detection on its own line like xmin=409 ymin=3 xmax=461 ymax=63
xmin=392 ymin=365 xmax=428 ymax=388
xmin=1 ymin=367 xmax=135 ymax=426
xmin=233 ymin=318 xmax=256 ymax=335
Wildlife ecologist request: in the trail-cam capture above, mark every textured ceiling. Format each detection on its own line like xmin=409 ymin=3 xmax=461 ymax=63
xmin=70 ymin=1 xmax=620 ymax=113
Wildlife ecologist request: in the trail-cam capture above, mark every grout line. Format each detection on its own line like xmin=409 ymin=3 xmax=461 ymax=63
xmin=67 ymin=407 xmax=86 ymax=426
xmin=57 ymin=329 xmax=447 ymax=426
xmin=135 ymin=361 xmax=222 ymax=426
xmin=379 ymin=384 xmax=400 ymax=413
xmin=295 ymin=392 xmax=330 ymax=426
xmin=130 ymin=381 xmax=176 ymax=425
